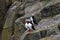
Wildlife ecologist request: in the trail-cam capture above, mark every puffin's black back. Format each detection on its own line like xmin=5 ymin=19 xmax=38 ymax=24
xmin=32 ymin=16 xmax=38 ymax=25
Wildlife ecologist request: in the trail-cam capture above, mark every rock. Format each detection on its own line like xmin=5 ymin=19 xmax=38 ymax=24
xmin=57 ymin=23 xmax=60 ymax=31
xmin=40 ymin=35 xmax=60 ymax=40
xmin=40 ymin=3 xmax=60 ymax=18
xmin=24 ymin=32 xmax=41 ymax=40
xmin=6 ymin=0 xmax=12 ymax=7
xmin=25 ymin=2 xmax=40 ymax=14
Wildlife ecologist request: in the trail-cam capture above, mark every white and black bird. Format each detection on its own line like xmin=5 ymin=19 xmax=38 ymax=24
xmin=25 ymin=19 xmax=35 ymax=30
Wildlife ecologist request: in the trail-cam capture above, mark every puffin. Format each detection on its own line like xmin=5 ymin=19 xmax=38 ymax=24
xmin=25 ymin=19 xmax=35 ymax=31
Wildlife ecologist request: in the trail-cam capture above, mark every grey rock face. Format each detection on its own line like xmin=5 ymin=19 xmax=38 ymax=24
xmin=41 ymin=3 xmax=60 ymax=18
xmin=40 ymin=35 xmax=60 ymax=40
xmin=24 ymin=32 xmax=41 ymax=40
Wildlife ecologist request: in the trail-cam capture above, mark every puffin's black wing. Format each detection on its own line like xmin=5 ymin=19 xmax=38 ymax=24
xmin=32 ymin=16 xmax=38 ymax=25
